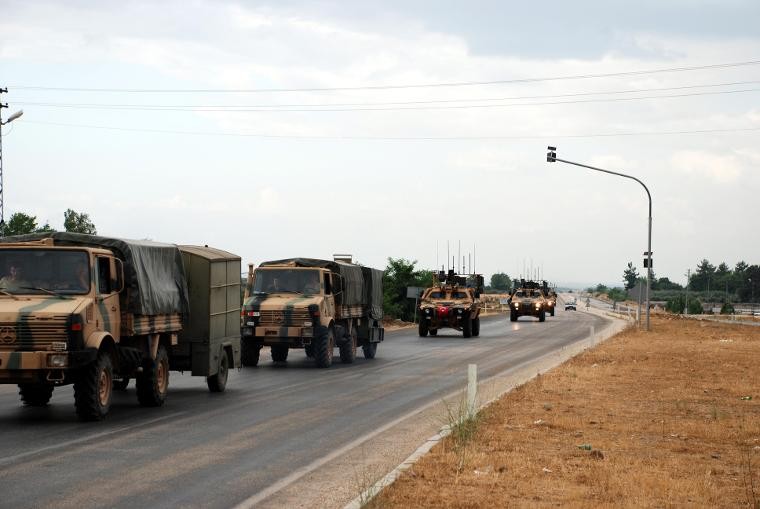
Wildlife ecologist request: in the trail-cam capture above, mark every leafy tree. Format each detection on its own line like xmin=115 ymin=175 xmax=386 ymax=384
xmin=594 ymin=283 xmax=609 ymax=294
xmin=490 ymin=272 xmax=512 ymax=291
xmin=691 ymin=259 xmax=716 ymax=291
xmin=607 ymin=287 xmax=628 ymax=302
xmin=622 ymin=261 xmax=639 ymax=290
xmin=63 ymin=209 xmax=97 ymax=234
xmin=666 ymin=295 xmax=686 ymax=314
xmin=656 ymin=277 xmax=682 ymax=291
xmin=1 ymin=212 xmax=39 ymax=236
xmin=720 ymin=302 xmax=735 ymax=315
xmin=383 ymin=258 xmax=433 ymax=321
xmin=687 ymin=298 xmax=704 ymax=315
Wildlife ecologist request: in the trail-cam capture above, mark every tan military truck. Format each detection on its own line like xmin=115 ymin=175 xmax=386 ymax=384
xmin=418 ymin=271 xmax=483 ymax=338
xmin=0 ymin=233 xmax=241 ymax=420
xmin=241 ymin=257 xmax=384 ymax=368
xmin=509 ymin=279 xmax=548 ymax=322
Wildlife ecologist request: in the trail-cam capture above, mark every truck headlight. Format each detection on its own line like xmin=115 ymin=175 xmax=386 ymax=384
xmin=48 ymin=354 xmax=68 ymax=368
xmin=304 ymin=321 xmax=313 ymax=327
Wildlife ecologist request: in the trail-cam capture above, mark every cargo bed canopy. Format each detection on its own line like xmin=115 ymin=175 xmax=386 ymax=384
xmin=258 ymin=258 xmax=383 ymax=320
xmin=0 ymin=232 xmax=190 ymax=316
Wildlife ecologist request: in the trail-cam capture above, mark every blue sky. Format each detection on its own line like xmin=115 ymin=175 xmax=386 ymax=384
xmin=1 ymin=0 xmax=759 ymax=287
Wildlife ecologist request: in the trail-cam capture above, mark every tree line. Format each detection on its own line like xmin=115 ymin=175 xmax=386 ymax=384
xmin=0 ymin=209 xmax=97 ymax=236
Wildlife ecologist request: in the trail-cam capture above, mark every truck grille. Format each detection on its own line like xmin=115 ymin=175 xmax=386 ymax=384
xmin=258 ymin=309 xmax=311 ymax=326
xmin=0 ymin=319 xmax=68 ymax=352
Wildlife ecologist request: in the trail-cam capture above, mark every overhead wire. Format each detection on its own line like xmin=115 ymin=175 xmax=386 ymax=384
xmin=9 ymin=59 xmax=760 ymax=93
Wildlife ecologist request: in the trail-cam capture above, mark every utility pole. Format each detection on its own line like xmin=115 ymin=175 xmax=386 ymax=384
xmin=685 ymin=269 xmax=691 ymax=314
xmin=0 ymin=88 xmax=24 ymax=234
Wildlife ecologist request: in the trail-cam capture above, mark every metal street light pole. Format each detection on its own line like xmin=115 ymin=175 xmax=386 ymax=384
xmin=547 ymin=146 xmax=653 ymax=330
xmin=0 ymin=87 xmax=24 ymax=233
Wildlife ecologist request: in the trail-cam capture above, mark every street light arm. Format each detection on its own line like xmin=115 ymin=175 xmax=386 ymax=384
xmin=553 ymin=157 xmax=652 ymax=218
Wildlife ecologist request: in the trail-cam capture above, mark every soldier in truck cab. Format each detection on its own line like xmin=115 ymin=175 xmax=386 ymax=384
xmin=0 ymin=264 xmax=28 ymax=290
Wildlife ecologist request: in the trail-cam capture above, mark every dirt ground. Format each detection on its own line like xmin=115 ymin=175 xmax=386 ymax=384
xmin=375 ymin=316 xmax=760 ymax=508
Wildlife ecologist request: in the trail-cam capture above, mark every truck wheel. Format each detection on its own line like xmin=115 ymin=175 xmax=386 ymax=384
xmin=18 ymin=384 xmax=54 ymax=407
xmin=315 ymin=327 xmax=335 ymax=368
xmin=137 ymin=345 xmax=169 ymax=407
xmin=463 ymin=315 xmax=473 ymax=338
xmin=429 ymin=329 xmax=438 ymax=336
xmin=241 ymin=339 xmax=261 ymax=367
xmin=339 ymin=328 xmax=357 ymax=364
xmin=113 ymin=378 xmax=130 ymax=391
xmin=207 ymin=349 xmax=230 ymax=393
xmin=418 ymin=319 xmax=428 ymax=337
xmin=550 ymin=307 xmax=555 ymax=317
xmin=510 ymin=310 xmax=517 ymax=322
xmin=472 ymin=317 xmax=481 ymax=337
xmin=74 ymin=350 xmax=114 ymax=421
xmin=305 ymin=344 xmax=315 ymax=358
xmin=271 ymin=345 xmax=289 ymax=363
xmin=362 ymin=342 xmax=378 ymax=359
xmin=539 ymin=310 xmax=546 ymax=322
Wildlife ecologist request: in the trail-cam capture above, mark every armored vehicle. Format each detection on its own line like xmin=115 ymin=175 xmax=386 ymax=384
xmin=0 ymin=233 xmax=241 ymax=420
xmin=241 ymin=257 xmax=384 ymax=368
xmin=543 ymin=282 xmax=557 ymax=317
xmin=509 ymin=279 xmax=548 ymax=322
xmin=418 ymin=270 xmax=483 ymax=338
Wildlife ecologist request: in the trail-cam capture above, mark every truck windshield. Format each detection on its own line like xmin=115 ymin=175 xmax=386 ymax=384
xmin=253 ymin=269 xmax=320 ymax=295
xmin=0 ymin=249 xmax=90 ymax=295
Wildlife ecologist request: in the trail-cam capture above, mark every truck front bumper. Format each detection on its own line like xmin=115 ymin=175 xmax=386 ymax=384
xmin=242 ymin=326 xmax=316 ymax=347
xmin=0 ymin=349 xmax=97 ymax=383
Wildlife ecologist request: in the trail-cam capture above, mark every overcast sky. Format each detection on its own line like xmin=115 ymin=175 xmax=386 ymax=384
xmin=1 ymin=0 xmax=758 ymax=287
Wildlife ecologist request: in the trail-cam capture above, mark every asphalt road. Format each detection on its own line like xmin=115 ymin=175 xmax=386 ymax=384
xmin=0 ymin=307 xmax=608 ymax=509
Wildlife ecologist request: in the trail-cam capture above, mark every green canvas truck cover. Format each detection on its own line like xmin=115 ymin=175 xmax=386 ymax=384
xmin=0 ymin=232 xmax=190 ymax=316
xmin=258 ymin=258 xmax=383 ymax=320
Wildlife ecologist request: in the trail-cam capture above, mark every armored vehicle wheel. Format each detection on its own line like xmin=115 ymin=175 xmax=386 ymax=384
xmin=339 ymin=328 xmax=357 ymax=364
xmin=271 ymin=345 xmax=289 ymax=363
xmin=362 ymin=342 xmax=377 ymax=359
xmin=429 ymin=329 xmax=438 ymax=336
xmin=550 ymin=307 xmax=555 ymax=317
xmin=74 ymin=350 xmax=114 ymax=421
xmin=241 ymin=339 xmax=261 ymax=367
xmin=510 ymin=310 xmax=518 ymax=322
xmin=539 ymin=309 xmax=546 ymax=322
xmin=18 ymin=383 xmax=54 ymax=407
xmin=315 ymin=327 xmax=335 ymax=368
xmin=207 ymin=349 xmax=230 ymax=393
xmin=463 ymin=315 xmax=473 ymax=338
xmin=113 ymin=378 xmax=130 ymax=391
xmin=418 ymin=319 xmax=428 ymax=337
xmin=472 ymin=317 xmax=480 ymax=337
xmin=137 ymin=345 xmax=169 ymax=407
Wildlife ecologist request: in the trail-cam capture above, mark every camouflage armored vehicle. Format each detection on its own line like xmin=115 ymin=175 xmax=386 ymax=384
xmin=543 ymin=282 xmax=557 ymax=317
xmin=509 ymin=279 xmax=548 ymax=322
xmin=0 ymin=233 xmax=241 ymax=420
xmin=418 ymin=270 xmax=484 ymax=338
xmin=241 ymin=257 xmax=384 ymax=368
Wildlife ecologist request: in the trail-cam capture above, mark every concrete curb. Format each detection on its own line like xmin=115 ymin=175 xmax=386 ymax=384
xmin=343 ymin=312 xmax=629 ymax=509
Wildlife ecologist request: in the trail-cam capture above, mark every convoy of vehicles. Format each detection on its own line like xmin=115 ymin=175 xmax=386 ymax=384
xmin=0 ymin=233 xmax=241 ymax=420
xmin=240 ymin=257 xmax=384 ymax=368
xmin=417 ymin=270 xmax=484 ymax=338
xmin=509 ymin=279 xmax=550 ymax=322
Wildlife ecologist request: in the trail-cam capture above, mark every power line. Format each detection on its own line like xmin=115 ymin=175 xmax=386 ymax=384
xmin=14 ymin=80 xmax=760 ymax=110
xmin=22 ymin=119 xmax=760 ymax=140
xmin=10 ymin=59 xmax=760 ymax=93
xmin=14 ymin=88 xmax=760 ymax=113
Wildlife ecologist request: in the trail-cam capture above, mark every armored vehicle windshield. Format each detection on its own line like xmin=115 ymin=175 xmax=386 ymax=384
xmin=0 ymin=248 xmax=90 ymax=295
xmin=252 ymin=268 xmax=321 ymax=295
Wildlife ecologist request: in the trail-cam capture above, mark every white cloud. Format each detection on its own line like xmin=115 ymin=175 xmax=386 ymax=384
xmin=671 ymin=150 xmax=743 ymax=183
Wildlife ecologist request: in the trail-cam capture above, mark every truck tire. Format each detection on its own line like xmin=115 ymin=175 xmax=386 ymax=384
xmin=18 ymin=384 xmax=54 ymax=407
xmin=207 ymin=349 xmax=230 ymax=393
xmin=539 ymin=309 xmax=546 ymax=322
xmin=418 ymin=319 xmax=428 ymax=337
xmin=550 ymin=307 xmax=555 ymax=317
xmin=463 ymin=315 xmax=473 ymax=338
xmin=339 ymin=328 xmax=357 ymax=364
xmin=74 ymin=350 xmax=114 ymax=421
xmin=362 ymin=342 xmax=378 ymax=359
xmin=510 ymin=310 xmax=517 ymax=322
xmin=472 ymin=316 xmax=480 ymax=337
xmin=241 ymin=339 xmax=261 ymax=367
xmin=305 ymin=344 xmax=315 ymax=358
xmin=271 ymin=345 xmax=289 ymax=363
xmin=314 ymin=327 xmax=335 ymax=368
xmin=429 ymin=329 xmax=438 ymax=336
xmin=113 ymin=378 xmax=130 ymax=391
xmin=137 ymin=345 xmax=169 ymax=407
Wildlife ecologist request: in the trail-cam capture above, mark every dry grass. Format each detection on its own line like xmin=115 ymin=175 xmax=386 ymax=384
xmin=376 ymin=316 xmax=760 ymax=508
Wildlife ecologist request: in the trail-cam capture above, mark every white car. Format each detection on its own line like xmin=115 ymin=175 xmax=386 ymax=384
xmin=565 ymin=300 xmax=577 ymax=311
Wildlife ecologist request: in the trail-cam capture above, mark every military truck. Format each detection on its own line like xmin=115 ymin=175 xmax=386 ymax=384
xmin=241 ymin=257 xmax=384 ymax=368
xmin=418 ymin=270 xmax=483 ymax=338
xmin=509 ymin=279 xmax=548 ymax=322
xmin=0 ymin=233 xmax=241 ymax=420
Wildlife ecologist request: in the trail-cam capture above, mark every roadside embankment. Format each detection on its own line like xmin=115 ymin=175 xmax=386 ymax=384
xmin=373 ymin=315 xmax=760 ymax=508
